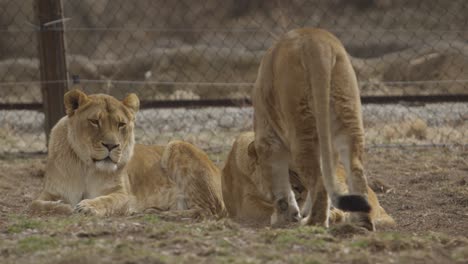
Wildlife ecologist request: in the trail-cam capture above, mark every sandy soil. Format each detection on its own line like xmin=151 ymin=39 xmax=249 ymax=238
xmin=0 ymin=146 xmax=467 ymax=263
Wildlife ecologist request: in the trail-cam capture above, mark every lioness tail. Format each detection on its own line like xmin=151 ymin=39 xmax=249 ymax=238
xmin=300 ymin=37 xmax=370 ymax=213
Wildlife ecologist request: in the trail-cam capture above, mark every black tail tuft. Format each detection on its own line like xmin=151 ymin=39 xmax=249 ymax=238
xmin=337 ymin=195 xmax=371 ymax=213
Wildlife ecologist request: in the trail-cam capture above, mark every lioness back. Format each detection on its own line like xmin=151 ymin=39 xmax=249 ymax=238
xmin=127 ymin=142 xmax=226 ymax=217
xmin=125 ymin=144 xmax=167 ymax=210
xmin=164 ymin=141 xmax=226 ymax=217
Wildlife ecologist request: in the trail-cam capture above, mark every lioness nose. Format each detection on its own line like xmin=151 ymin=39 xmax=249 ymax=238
xmin=102 ymin=142 xmax=119 ymax=151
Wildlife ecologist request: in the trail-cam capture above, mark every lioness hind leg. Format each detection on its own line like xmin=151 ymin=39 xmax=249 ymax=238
xmin=293 ymin=142 xmax=330 ymax=227
xmin=331 ymin=56 xmax=374 ymax=230
xmin=301 ymin=181 xmax=330 ymax=227
xmin=336 ymin=134 xmax=374 ymax=231
xmin=255 ymin=137 xmax=300 ymax=226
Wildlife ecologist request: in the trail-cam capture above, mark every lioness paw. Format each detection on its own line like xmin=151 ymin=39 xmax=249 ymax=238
xmin=350 ymin=212 xmax=375 ymax=231
xmin=270 ymin=196 xmax=301 ymax=227
xmin=29 ymin=200 xmax=73 ymax=215
xmin=52 ymin=201 xmax=74 ymax=215
xmin=74 ymin=200 xmax=101 ymax=216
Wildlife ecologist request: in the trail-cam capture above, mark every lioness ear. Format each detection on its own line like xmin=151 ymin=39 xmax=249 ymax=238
xmin=64 ymin=89 xmax=89 ymax=117
xmin=123 ymin=93 xmax=140 ymax=113
xmin=247 ymin=141 xmax=257 ymax=159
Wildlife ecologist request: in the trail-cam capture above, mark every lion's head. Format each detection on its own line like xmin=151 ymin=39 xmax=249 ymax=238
xmin=63 ymin=89 xmax=140 ymax=172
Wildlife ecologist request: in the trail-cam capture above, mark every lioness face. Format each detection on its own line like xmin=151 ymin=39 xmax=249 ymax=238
xmin=64 ymin=89 xmax=140 ymax=172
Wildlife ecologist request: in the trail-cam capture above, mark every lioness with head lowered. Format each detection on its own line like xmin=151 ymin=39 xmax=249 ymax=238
xmin=222 ymin=132 xmax=395 ymax=228
xmin=30 ymin=89 xmax=225 ymax=217
xmin=252 ymin=28 xmax=374 ymax=230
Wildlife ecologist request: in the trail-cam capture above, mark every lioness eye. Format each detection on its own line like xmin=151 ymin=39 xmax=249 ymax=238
xmin=118 ymin=122 xmax=127 ymax=129
xmin=88 ymin=119 xmax=99 ymax=127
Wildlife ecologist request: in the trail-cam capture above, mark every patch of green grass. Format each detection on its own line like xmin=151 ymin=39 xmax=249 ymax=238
xmin=351 ymin=240 xmax=369 ymax=248
xmin=287 ymin=255 xmax=325 ymax=264
xmin=112 ymin=241 xmax=171 ymax=262
xmin=17 ymin=236 xmax=58 ymax=253
xmin=422 ymin=232 xmax=450 ymax=244
xmin=254 ymin=251 xmax=284 ymax=262
xmin=42 ymin=215 xmax=84 ymax=231
xmin=139 ymin=214 xmax=161 ymax=224
xmin=114 ymin=242 xmax=134 ymax=254
xmin=80 ymin=238 xmax=97 ymax=246
xmin=260 ymin=226 xmax=329 ymax=250
xmin=451 ymin=246 xmax=468 ymax=262
xmin=193 ymin=221 xmax=240 ymax=239
xmin=378 ymin=232 xmax=404 ymax=241
xmin=360 ymin=232 xmax=430 ymax=252
xmin=274 ymin=232 xmax=301 ymax=245
xmin=7 ymin=216 xmax=43 ymax=233
xmin=212 ymin=255 xmax=244 ymax=264
xmin=216 ymin=238 xmax=234 ymax=249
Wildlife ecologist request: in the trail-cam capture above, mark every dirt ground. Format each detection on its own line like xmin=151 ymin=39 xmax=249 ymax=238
xmin=0 ymin=146 xmax=467 ymax=264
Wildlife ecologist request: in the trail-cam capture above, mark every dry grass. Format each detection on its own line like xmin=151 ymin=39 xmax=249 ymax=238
xmin=1 ymin=215 xmax=467 ymax=264
xmin=1 ymin=147 xmax=468 ymax=263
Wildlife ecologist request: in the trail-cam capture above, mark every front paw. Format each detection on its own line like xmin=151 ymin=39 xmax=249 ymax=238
xmin=270 ymin=197 xmax=301 ymax=227
xmin=74 ymin=200 xmax=101 ymax=216
xmin=53 ymin=201 xmax=74 ymax=215
xmin=29 ymin=200 xmax=73 ymax=215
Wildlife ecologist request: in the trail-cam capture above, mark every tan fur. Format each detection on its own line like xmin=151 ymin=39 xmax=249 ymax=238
xmin=252 ymin=28 xmax=374 ymax=229
xmin=222 ymin=132 xmax=395 ymax=228
xmin=30 ymin=90 xmax=225 ymax=218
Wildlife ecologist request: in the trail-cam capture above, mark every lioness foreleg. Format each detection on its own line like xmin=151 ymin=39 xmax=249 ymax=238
xmin=74 ymin=190 xmax=129 ymax=216
xmin=255 ymin=136 xmax=300 ymax=226
xmin=30 ymin=192 xmax=73 ymax=215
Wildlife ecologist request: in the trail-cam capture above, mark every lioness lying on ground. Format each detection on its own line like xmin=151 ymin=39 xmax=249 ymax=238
xmin=252 ymin=28 xmax=374 ymax=229
xmin=222 ymin=132 xmax=395 ymax=228
xmin=30 ymin=89 xmax=225 ymax=217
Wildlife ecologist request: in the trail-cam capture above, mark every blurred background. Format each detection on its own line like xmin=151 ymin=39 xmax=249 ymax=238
xmin=0 ymin=0 xmax=467 ymax=156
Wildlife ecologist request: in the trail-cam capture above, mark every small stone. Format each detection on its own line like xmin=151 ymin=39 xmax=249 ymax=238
xmin=219 ymin=115 xmax=234 ymax=128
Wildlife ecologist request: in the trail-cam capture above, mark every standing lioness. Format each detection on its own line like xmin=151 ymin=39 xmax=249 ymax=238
xmin=252 ymin=28 xmax=373 ymax=230
xmin=30 ymin=89 xmax=225 ymax=217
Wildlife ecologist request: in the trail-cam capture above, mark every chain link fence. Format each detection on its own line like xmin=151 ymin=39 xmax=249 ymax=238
xmin=1 ymin=0 xmax=467 ymax=155
xmin=0 ymin=0 xmax=44 ymax=153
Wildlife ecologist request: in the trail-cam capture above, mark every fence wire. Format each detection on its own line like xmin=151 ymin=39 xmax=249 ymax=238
xmin=0 ymin=0 xmax=467 ymax=154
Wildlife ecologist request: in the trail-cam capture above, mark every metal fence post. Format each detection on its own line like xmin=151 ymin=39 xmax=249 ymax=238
xmin=35 ymin=0 xmax=68 ymax=145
